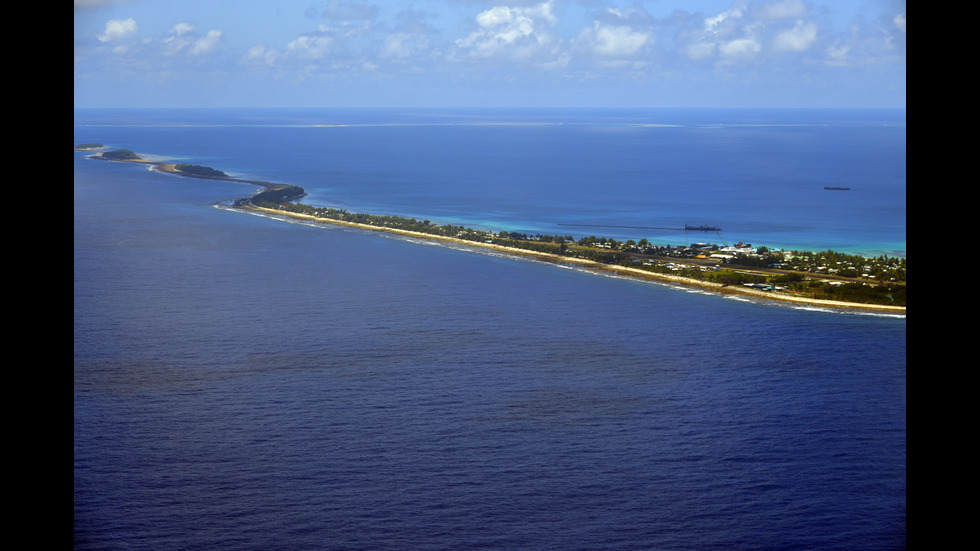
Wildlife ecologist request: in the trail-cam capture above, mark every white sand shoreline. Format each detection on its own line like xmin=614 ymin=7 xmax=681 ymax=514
xmin=81 ymin=150 xmax=904 ymax=315
xmin=232 ymin=204 xmax=906 ymax=315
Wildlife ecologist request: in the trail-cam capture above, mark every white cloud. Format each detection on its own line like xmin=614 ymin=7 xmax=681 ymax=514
xmin=163 ymin=23 xmax=193 ymax=54
xmin=577 ymin=21 xmax=650 ymax=60
xmin=74 ymin=0 xmax=906 ymax=109
xmin=171 ymin=22 xmax=194 ymax=37
xmin=689 ymin=7 xmax=761 ymax=63
xmin=476 ymin=6 xmax=516 ymax=29
xmin=773 ymin=20 xmax=817 ymax=52
xmin=455 ymin=1 xmax=561 ymax=62
xmin=596 ymin=25 xmax=649 ymax=57
xmin=824 ymin=42 xmax=850 ymax=66
xmin=241 ymin=45 xmax=279 ymax=65
xmin=894 ymin=12 xmax=906 ymax=34
xmin=190 ymin=29 xmax=223 ymax=55
xmin=684 ymin=2 xmax=821 ymax=63
xmin=704 ymin=7 xmax=744 ymax=34
xmin=287 ymin=35 xmax=336 ymax=60
xmin=163 ymin=23 xmax=222 ymax=56
xmin=719 ymin=37 xmax=762 ymax=60
xmin=818 ymin=6 xmax=906 ymax=69
xmin=278 ymin=21 xmax=372 ymax=64
xmin=98 ymin=18 xmax=137 ymax=43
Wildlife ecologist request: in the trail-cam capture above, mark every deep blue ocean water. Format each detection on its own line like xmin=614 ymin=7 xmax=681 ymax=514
xmin=73 ymin=108 xmax=905 ymax=256
xmin=75 ymin=109 xmax=906 ymax=550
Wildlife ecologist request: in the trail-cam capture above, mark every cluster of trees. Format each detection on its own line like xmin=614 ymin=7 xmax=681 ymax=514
xmin=83 ymin=142 xmax=906 ymax=308
xmin=718 ymin=248 xmax=905 ymax=283
xmin=789 ymin=280 xmax=906 ymax=306
xmin=621 ymin=260 xmax=905 ymax=305
xmin=577 ymin=235 xmax=620 ymax=248
xmin=531 ymin=234 xmax=576 ymax=244
xmin=724 ymin=253 xmax=776 ymax=268
xmin=487 ymin=236 xmax=566 ymax=256
xmin=100 ymin=149 xmax=140 ymax=160
xmin=237 ymin=186 xmax=307 ymax=206
xmin=238 ymin=188 xmax=906 ymax=306
xmin=614 ymin=259 xmax=763 ymax=286
xmin=242 ymin=196 xmax=476 ymax=240
xmin=776 ymin=249 xmax=906 ymax=282
xmin=175 ymin=164 xmax=228 ymax=178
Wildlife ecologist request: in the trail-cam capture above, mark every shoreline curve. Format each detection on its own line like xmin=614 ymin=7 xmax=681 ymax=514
xmin=236 ymin=203 xmax=906 ymax=315
xmin=80 ymin=147 xmax=906 ymax=315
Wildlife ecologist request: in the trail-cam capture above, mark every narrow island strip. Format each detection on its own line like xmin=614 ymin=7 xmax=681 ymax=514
xmin=77 ymin=145 xmax=906 ymax=314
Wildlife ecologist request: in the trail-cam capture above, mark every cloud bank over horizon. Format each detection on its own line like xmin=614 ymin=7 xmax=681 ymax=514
xmin=74 ymin=0 xmax=906 ymax=108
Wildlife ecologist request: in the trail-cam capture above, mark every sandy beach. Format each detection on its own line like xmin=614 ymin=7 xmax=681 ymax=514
xmin=236 ymin=204 xmax=907 ymax=315
xmin=81 ymin=148 xmax=904 ymax=315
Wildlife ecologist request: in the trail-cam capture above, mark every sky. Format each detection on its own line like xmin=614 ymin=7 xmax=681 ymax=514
xmin=74 ymin=0 xmax=906 ymax=109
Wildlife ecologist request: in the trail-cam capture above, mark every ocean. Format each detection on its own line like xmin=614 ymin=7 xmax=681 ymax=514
xmin=74 ymin=108 xmax=906 ymax=550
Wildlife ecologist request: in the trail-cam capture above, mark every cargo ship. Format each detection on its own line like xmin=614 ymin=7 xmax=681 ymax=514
xmin=685 ymin=224 xmax=721 ymax=231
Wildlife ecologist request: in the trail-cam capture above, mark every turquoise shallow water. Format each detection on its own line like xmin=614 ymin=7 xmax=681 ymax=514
xmin=75 ymin=109 xmax=906 ymax=550
xmin=74 ymin=108 xmax=906 ymax=257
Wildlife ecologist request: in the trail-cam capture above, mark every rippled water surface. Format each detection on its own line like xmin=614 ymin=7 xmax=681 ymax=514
xmin=75 ymin=109 xmax=905 ymax=550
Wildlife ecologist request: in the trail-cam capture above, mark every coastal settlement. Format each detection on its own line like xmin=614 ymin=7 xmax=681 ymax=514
xmin=77 ymin=146 xmax=906 ymax=313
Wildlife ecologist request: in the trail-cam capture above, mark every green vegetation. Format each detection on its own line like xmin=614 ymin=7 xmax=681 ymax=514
xmin=777 ymin=249 xmax=906 ymax=282
xmin=237 ymin=190 xmax=906 ymax=306
xmin=788 ymin=280 xmax=906 ymax=306
xmin=240 ymin=186 xmax=307 ymax=205
xmin=81 ymin=143 xmax=905 ymax=309
xmin=100 ymin=149 xmax=141 ymax=160
xmin=75 ymin=143 xmax=104 ymax=150
xmin=238 ymin=190 xmax=905 ymax=307
xmin=175 ymin=164 xmax=228 ymax=178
